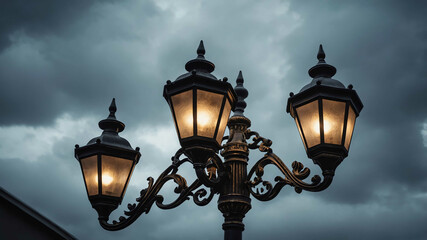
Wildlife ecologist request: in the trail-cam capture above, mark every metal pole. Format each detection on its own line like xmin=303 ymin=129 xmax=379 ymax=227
xmin=218 ymin=115 xmax=252 ymax=240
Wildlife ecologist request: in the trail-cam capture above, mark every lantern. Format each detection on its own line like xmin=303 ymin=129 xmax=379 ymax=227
xmin=75 ymin=99 xmax=140 ymax=220
xmin=287 ymin=45 xmax=363 ymax=172
xmin=163 ymin=41 xmax=236 ymax=163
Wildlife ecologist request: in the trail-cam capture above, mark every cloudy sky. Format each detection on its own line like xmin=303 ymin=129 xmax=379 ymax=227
xmin=1 ymin=0 xmax=427 ymax=239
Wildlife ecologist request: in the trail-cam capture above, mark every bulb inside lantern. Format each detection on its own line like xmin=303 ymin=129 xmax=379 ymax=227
xmin=313 ymin=119 xmax=331 ymax=135
xmin=102 ymin=174 xmax=113 ymax=186
xmin=95 ymin=174 xmax=114 ymax=186
xmin=197 ymin=110 xmax=211 ymax=127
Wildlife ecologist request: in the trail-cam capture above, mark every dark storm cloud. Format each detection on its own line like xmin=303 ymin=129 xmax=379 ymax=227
xmin=0 ymin=0 xmax=109 ymax=126
xmin=0 ymin=0 xmax=164 ymax=126
xmin=0 ymin=0 xmax=104 ymax=52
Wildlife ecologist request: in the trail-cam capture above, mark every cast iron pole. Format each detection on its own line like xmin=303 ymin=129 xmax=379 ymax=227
xmin=218 ymin=71 xmax=251 ymax=240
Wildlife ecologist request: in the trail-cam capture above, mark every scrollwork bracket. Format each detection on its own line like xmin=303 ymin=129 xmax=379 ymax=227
xmin=245 ymin=131 xmax=333 ymax=201
xmin=99 ymin=148 xmax=216 ymax=231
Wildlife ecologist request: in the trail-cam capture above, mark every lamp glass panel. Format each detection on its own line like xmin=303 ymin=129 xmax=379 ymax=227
xmin=322 ymin=99 xmax=346 ymax=145
xmin=344 ymin=106 xmax=356 ymax=150
xmin=171 ymin=90 xmax=193 ymax=139
xmin=121 ymin=164 xmax=135 ymax=198
xmin=101 ymin=155 xmax=133 ymax=197
xmin=296 ymin=100 xmax=321 ymax=148
xmin=227 ymin=91 xmax=234 ymax=105
xmin=295 ymin=118 xmax=307 ymax=150
xmin=81 ymin=155 xmax=98 ymax=196
xmin=216 ymin=99 xmax=232 ymax=144
xmin=197 ymin=90 xmax=223 ymax=138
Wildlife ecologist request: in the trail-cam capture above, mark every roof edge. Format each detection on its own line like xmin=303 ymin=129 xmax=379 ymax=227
xmin=0 ymin=186 xmax=77 ymax=240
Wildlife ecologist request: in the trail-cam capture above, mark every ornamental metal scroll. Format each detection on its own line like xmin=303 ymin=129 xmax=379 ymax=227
xmin=99 ymin=148 xmax=216 ymax=231
xmin=246 ymin=130 xmax=334 ymax=202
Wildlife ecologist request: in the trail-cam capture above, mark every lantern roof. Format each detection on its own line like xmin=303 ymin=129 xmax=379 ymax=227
xmin=300 ymin=44 xmax=345 ymax=92
xmin=287 ymin=45 xmax=363 ymax=116
xmin=163 ymin=41 xmax=237 ymax=105
xmin=86 ymin=98 xmax=134 ymax=150
xmin=175 ymin=40 xmax=218 ymax=82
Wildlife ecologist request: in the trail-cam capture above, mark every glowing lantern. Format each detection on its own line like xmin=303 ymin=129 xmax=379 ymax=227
xmin=163 ymin=41 xmax=236 ymax=163
xmin=75 ymin=99 xmax=140 ymax=220
xmin=287 ymin=45 xmax=363 ymax=172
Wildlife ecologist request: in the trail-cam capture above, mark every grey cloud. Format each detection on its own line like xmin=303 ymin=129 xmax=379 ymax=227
xmin=0 ymin=0 xmax=107 ymax=52
xmin=0 ymin=0 xmax=167 ymax=126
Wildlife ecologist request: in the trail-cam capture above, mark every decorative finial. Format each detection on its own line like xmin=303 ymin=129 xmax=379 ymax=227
xmin=197 ymin=40 xmax=205 ymax=58
xmin=185 ymin=40 xmax=215 ymax=73
xmin=98 ymin=98 xmax=125 ymax=133
xmin=236 ymin=70 xmax=244 ymax=84
xmin=317 ymin=44 xmax=325 ymax=63
xmin=308 ymin=44 xmax=336 ymax=78
xmin=108 ymin=98 xmax=117 ymax=119
xmin=233 ymin=71 xmax=248 ymax=117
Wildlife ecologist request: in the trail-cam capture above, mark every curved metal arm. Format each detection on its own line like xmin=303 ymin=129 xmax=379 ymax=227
xmin=246 ymin=130 xmax=334 ymax=201
xmin=99 ymin=149 xmax=216 ymax=231
xmin=246 ymin=130 xmax=273 ymax=153
xmin=194 ymin=154 xmax=229 ymax=190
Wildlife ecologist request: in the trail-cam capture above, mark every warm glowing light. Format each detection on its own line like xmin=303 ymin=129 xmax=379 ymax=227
xmin=313 ymin=121 xmax=320 ymax=134
xmin=103 ymin=174 xmax=113 ymax=185
xmin=185 ymin=113 xmax=193 ymax=126
xmin=323 ymin=120 xmax=331 ymax=134
xmin=95 ymin=174 xmax=114 ymax=186
xmin=313 ymin=120 xmax=331 ymax=134
xmin=184 ymin=110 xmax=214 ymax=128
xmin=197 ymin=110 xmax=211 ymax=127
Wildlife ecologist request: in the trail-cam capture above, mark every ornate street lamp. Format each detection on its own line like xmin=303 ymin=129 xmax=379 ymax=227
xmin=74 ymin=99 xmax=141 ymax=220
xmin=163 ymin=41 xmax=237 ymax=164
xmin=75 ymin=41 xmax=363 ymax=240
xmin=286 ymin=45 xmax=363 ymax=173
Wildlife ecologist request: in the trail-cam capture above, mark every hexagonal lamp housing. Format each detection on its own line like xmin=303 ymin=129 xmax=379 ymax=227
xmin=287 ymin=45 xmax=363 ymax=172
xmin=163 ymin=41 xmax=236 ymax=163
xmin=75 ymin=99 xmax=140 ymax=220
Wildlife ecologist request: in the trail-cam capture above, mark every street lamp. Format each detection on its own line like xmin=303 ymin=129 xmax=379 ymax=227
xmin=287 ymin=44 xmax=363 ymax=173
xmin=75 ymin=41 xmax=363 ymax=240
xmin=163 ymin=41 xmax=237 ymax=164
xmin=74 ymin=99 xmax=141 ymax=220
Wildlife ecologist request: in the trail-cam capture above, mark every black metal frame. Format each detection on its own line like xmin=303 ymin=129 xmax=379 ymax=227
xmin=286 ymin=45 xmax=363 ymax=172
xmin=75 ymin=42 xmax=363 ymax=240
xmin=75 ymin=99 xmax=141 ymax=220
xmin=163 ymin=41 xmax=237 ymax=153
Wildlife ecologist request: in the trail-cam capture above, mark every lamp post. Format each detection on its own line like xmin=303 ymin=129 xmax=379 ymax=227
xmin=75 ymin=41 xmax=363 ymax=240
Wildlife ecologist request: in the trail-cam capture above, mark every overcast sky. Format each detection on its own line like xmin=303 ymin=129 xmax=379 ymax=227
xmin=1 ymin=0 xmax=427 ymax=239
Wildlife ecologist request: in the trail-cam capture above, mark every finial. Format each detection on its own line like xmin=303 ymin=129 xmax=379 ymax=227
xmin=197 ymin=40 xmax=205 ymax=58
xmin=108 ymin=98 xmax=117 ymax=119
xmin=236 ymin=70 xmax=244 ymax=84
xmin=317 ymin=44 xmax=325 ymax=63
xmin=233 ymin=71 xmax=248 ymax=117
xmin=185 ymin=40 xmax=215 ymax=73
xmin=308 ymin=44 xmax=336 ymax=78
xmin=99 ymin=98 xmax=125 ymax=133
